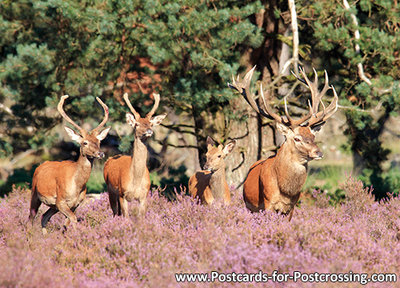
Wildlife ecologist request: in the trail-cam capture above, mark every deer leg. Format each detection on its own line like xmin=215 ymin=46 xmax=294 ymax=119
xmin=56 ymin=200 xmax=78 ymax=229
xmin=288 ymin=208 xmax=294 ymax=222
xmin=29 ymin=190 xmax=41 ymax=225
xmin=117 ymin=196 xmax=121 ymax=216
xmin=119 ymin=196 xmax=129 ymax=217
xmin=108 ymin=189 xmax=119 ymax=216
xmin=63 ymin=207 xmax=78 ymax=228
xmin=41 ymin=207 xmax=59 ymax=234
xmin=288 ymin=194 xmax=301 ymax=222
xmin=138 ymin=197 xmax=147 ymax=216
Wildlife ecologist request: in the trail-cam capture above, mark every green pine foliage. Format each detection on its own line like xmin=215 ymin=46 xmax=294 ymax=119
xmin=2 ymin=0 xmax=400 ymax=198
xmin=0 ymin=0 xmax=263 ymax=158
xmin=297 ymin=0 xmax=400 ymax=198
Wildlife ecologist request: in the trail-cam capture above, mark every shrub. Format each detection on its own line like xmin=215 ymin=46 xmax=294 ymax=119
xmin=0 ymin=178 xmax=399 ymax=287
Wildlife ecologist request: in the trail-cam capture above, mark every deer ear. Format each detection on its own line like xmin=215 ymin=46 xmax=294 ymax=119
xmin=310 ymin=124 xmax=323 ymax=135
xmin=276 ymin=122 xmax=292 ymax=137
xmin=150 ymin=114 xmax=167 ymax=126
xmin=126 ymin=113 xmax=137 ymax=127
xmin=64 ymin=127 xmax=82 ymax=143
xmin=206 ymin=136 xmax=217 ymax=147
xmin=223 ymin=140 xmax=236 ymax=155
xmin=96 ymin=127 xmax=110 ymax=141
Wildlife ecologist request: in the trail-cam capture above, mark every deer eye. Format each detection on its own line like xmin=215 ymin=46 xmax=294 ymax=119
xmin=83 ymin=141 xmax=88 ymax=146
xmin=294 ymin=137 xmax=302 ymax=142
xmin=218 ymin=155 xmax=222 ymax=158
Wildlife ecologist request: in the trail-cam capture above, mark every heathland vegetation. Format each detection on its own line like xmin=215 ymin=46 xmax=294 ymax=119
xmin=1 ymin=0 xmax=400 ymax=286
xmin=1 ymin=179 xmax=399 ymax=287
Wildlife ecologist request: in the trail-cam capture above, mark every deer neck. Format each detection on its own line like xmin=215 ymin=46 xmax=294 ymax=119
xmin=75 ymin=154 xmax=94 ymax=189
xmin=273 ymin=141 xmax=308 ymax=194
xmin=209 ymin=164 xmax=226 ymax=201
xmin=130 ymin=136 xmax=148 ymax=179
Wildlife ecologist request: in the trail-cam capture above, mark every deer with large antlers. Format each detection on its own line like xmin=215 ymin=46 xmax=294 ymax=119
xmin=103 ymin=93 xmax=166 ymax=217
xmin=29 ymin=95 xmax=110 ymax=233
xmin=189 ymin=136 xmax=236 ymax=205
xmin=229 ymin=66 xmax=338 ymax=219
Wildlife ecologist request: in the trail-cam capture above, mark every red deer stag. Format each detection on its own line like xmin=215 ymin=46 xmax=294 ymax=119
xmin=30 ymin=95 xmax=110 ymax=233
xmin=229 ymin=66 xmax=338 ymax=219
xmin=189 ymin=136 xmax=236 ymax=205
xmin=103 ymin=93 xmax=166 ymax=217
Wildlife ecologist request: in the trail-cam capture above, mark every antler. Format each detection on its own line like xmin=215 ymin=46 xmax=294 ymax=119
xmin=228 ymin=65 xmax=284 ymax=123
xmin=146 ymin=93 xmax=160 ymax=119
xmin=123 ymin=92 xmax=161 ymax=120
xmin=228 ymin=66 xmax=313 ymax=127
xmin=123 ymin=93 xmax=141 ymax=120
xmin=91 ymin=97 xmax=109 ymax=134
xmin=293 ymin=67 xmax=338 ymax=128
xmin=229 ymin=66 xmax=338 ymax=129
xmin=58 ymin=95 xmax=86 ymax=135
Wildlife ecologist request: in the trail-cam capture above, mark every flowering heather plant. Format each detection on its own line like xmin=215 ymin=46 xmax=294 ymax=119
xmin=0 ymin=177 xmax=399 ymax=287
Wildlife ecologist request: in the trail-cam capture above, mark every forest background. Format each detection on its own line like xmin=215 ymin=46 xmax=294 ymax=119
xmin=1 ymin=0 xmax=400 ymax=202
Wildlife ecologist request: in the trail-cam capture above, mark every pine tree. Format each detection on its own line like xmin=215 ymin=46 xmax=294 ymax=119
xmin=0 ymin=0 xmax=263 ymax=167
xmin=296 ymin=0 xmax=400 ymax=197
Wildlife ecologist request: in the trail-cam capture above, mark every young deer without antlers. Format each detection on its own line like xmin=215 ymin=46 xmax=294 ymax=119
xmin=103 ymin=93 xmax=166 ymax=217
xmin=189 ymin=136 xmax=236 ymax=205
xmin=30 ymin=95 xmax=110 ymax=233
xmin=229 ymin=66 xmax=338 ymax=219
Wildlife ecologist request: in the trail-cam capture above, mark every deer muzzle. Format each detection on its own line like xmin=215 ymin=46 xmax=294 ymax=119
xmin=310 ymin=149 xmax=323 ymax=160
xmin=203 ymin=163 xmax=214 ymax=173
xmin=144 ymin=129 xmax=153 ymax=137
xmin=97 ymin=151 xmax=105 ymax=159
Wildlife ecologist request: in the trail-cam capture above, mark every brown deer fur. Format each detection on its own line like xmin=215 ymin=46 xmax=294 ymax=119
xmin=29 ymin=95 xmax=110 ymax=233
xmin=229 ymin=66 xmax=338 ymax=219
xmin=189 ymin=137 xmax=236 ymax=205
xmin=243 ymin=125 xmax=322 ymax=216
xmin=103 ymin=93 xmax=166 ymax=217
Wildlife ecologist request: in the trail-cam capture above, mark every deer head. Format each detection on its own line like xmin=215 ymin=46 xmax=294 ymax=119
xmin=203 ymin=136 xmax=236 ymax=172
xmin=275 ymin=124 xmax=323 ymax=161
xmin=229 ymin=66 xmax=338 ymax=162
xmin=123 ymin=93 xmax=166 ymax=140
xmin=58 ymin=95 xmax=110 ymax=159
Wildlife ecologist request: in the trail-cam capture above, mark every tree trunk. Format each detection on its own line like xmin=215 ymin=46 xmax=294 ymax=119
xmin=192 ymin=106 xmax=207 ymax=169
xmin=224 ymin=99 xmax=261 ymax=189
xmin=225 ymin=0 xmax=286 ymax=188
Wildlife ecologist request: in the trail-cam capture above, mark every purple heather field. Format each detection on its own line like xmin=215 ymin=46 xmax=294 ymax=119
xmin=0 ymin=177 xmax=399 ymax=287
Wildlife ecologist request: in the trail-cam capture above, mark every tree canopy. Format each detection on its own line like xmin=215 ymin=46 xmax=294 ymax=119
xmin=1 ymin=0 xmax=400 ymax=198
xmin=0 ymin=0 xmax=262 ymax=158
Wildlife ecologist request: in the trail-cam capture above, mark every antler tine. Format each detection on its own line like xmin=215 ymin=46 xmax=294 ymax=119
xmin=228 ymin=66 xmax=257 ymax=111
xmin=91 ymin=97 xmax=109 ymax=134
xmin=283 ymin=97 xmax=292 ymax=124
xmin=283 ymin=97 xmax=313 ymax=127
xmin=146 ymin=93 xmax=160 ymax=119
xmin=318 ymin=70 xmax=331 ymax=104
xmin=290 ymin=67 xmax=339 ymax=128
xmin=259 ymin=83 xmax=284 ymax=123
xmin=123 ymin=93 xmax=141 ymax=120
xmin=299 ymin=67 xmax=320 ymax=115
xmin=312 ymin=67 xmax=318 ymax=85
xmin=57 ymin=95 xmax=85 ymax=135
xmin=324 ymin=86 xmax=339 ymax=119
xmin=228 ymin=65 xmax=282 ymax=123
xmin=228 ymin=67 xmax=259 ymax=114
xmin=291 ymin=69 xmax=307 ymax=85
xmin=307 ymin=85 xmax=339 ymax=128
